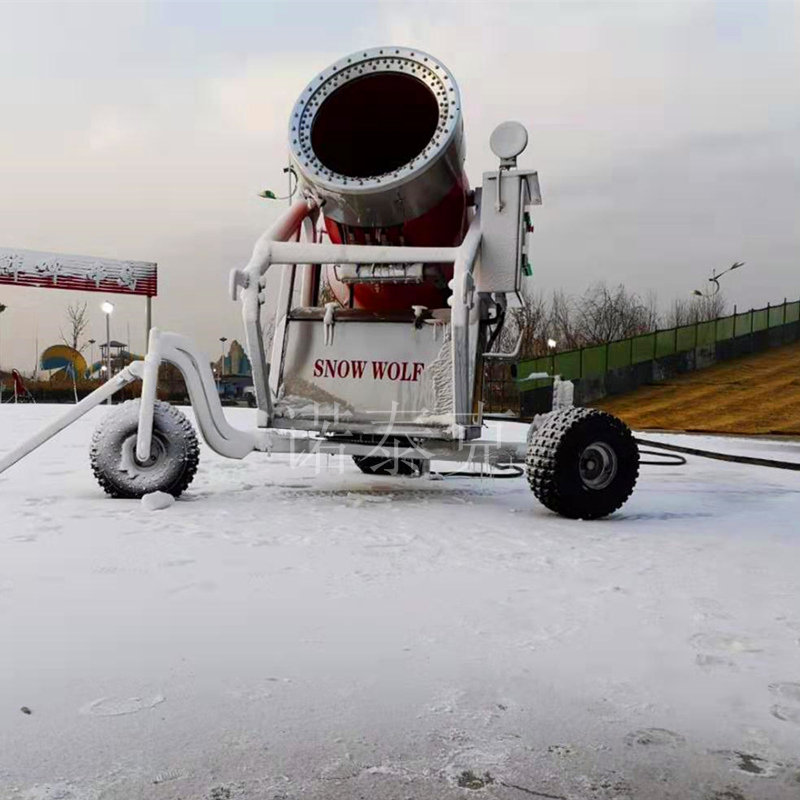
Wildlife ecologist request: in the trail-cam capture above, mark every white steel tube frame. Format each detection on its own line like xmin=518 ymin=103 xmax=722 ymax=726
xmin=0 ymin=195 xmax=528 ymax=478
xmin=228 ymin=198 xmax=479 ymax=427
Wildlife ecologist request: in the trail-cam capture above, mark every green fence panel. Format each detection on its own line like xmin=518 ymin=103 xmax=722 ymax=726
xmin=768 ymin=305 xmax=785 ymax=327
xmin=554 ymin=350 xmax=581 ymax=380
xmin=655 ymin=329 xmax=676 ymax=358
xmin=607 ymin=339 xmax=632 ymax=370
xmin=734 ymin=311 xmax=752 ymax=337
xmin=696 ymin=320 xmax=715 ymax=347
xmin=676 ymin=324 xmax=696 ymax=352
xmin=581 ymin=345 xmax=607 ymax=376
xmin=752 ymin=308 xmax=768 ymax=332
xmin=513 ymin=298 xmax=799 ymax=393
xmin=515 ymin=356 xmax=552 ymax=389
xmin=631 ymin=333 xmax=655 ymax=364
xmin=716 ymin=315 xmax=734 ymax=341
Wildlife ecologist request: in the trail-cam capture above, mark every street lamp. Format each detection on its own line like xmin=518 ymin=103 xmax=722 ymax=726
xmin=692 ymin=262 xmax=745 ymax=298
xmin=101 ymin=302 xmax=114 ymax=404
xmin=219 ymin=336 xmax=228 ymax=387
xmin=88 ymin=338 xmax=96 ymax=376
xmin=547 ymin=338 xmax=558 ymax=350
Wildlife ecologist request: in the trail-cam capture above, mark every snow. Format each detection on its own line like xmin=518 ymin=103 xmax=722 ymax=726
xmin=1 ymin=404 xmax=800 ymax=799
xmin=140 ymin=491 xmax=176 ymax=512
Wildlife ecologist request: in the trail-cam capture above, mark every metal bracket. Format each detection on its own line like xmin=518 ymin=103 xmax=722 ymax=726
xmin=483 ymin=327 xmax=524 ymax=361
xmin=229 ymin=268 xmax=249 ymax=301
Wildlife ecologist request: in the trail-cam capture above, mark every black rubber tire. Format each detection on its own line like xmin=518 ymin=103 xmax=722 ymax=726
xmin=352 ymin=455 xmax=423 ymax=477
xmin=526 ymin=407 xmax=639 ymax=520
xmin=90 ymin=399 xmax=200 ymax=499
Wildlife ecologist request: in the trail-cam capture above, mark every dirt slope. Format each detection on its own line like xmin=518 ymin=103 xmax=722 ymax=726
xmin=592 ymin=340 xmax=800 ymax=435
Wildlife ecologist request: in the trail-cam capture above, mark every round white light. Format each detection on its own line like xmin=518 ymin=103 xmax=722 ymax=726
xmin=101 ymin=302 xmax=114 ymax=315
xmin=547 ymin=338 xmax=557 ymax=349
xmin=490 ymin=121 xmax=528 ymax=161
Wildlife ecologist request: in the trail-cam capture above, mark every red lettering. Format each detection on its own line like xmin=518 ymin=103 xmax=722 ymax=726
xmin=317 ymin=359 xmax=423 ymax=381
xmin=372 ymin=361 xmax=388 ymax=379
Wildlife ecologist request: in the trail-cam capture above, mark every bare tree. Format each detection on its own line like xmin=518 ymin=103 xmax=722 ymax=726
xmin=693 ymin=292 xmax=728 ymax=322
xmin=61 ymin=302 xmax=90 ymax=352
xmin=496 ymin=291 xmax=549 ymax=359
xmin=573 ymin=282 xmax=657 ymax=345
xmin=549 ymin=289 xmax=581 ymax=350
xmin=663 ymin=293 xmax=727 ymax=327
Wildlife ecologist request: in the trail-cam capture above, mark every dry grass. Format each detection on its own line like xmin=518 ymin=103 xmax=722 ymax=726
xmin=592 ymin=341 xmax=800 ymax=435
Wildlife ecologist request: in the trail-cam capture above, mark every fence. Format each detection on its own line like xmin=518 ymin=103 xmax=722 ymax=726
xmin=514 ymin=298 xmax=800 ymax=391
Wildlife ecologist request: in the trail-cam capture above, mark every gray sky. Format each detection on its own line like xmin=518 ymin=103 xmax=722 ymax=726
xmin=0 ymin=0 xmax=798 ymax=371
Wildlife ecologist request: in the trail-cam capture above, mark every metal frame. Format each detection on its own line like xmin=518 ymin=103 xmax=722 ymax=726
xmin=0 ymin=163 xmax=539 ymax=478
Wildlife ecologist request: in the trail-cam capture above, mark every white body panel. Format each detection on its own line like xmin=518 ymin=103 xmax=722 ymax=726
xmin=270 ymin=309 xmax=482 ymax=437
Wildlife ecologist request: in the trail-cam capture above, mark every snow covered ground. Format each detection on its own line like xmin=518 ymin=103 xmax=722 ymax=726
xmin=1 ymin=404 xmax=800 ymax=800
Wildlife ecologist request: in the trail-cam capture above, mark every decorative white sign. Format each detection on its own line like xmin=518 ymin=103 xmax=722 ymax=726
xmin=0 ymin=247 xmax=157 ymax=297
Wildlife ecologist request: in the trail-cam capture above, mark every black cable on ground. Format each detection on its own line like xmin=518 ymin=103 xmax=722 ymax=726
xmin=634 ymin=437 xmax=800 ymax=472
xmin=426 ymin=438 xmax=799 ymax=479
xmin=429 ymin=464 xmax=525 ymax=479
xmin=638 ymin=449 xmax=687 ymax=466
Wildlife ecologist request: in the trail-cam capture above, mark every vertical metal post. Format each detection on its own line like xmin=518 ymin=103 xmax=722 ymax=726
xmin=783 ymin=298 xmax=788 ymax=343
xmin=146 ymin=296 xmax=152 ymax=350
xmin=136 ymin=328 xmax=161 ymax=463
xmin=105 ymin=313 xmax=111 ymax=405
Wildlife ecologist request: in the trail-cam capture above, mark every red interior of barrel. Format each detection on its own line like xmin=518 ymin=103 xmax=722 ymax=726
xmin=311 ymin=73 xmax=439 ymax=178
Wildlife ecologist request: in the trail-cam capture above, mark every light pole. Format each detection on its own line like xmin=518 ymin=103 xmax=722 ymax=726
xmin=219 ymin=336 xmax=228 ymax=388
xmin=88 ymin=338 xmax=96 ymax=377
xmin=101 ymin=302 xmax=114 ymax=404
xmin=692 ymin=262 xmax=745 ymax=299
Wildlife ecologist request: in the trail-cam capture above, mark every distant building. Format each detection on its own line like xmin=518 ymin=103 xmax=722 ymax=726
xmin=215 ymin=339 xmax=252 ymax=378
xmin=214 ymin=339 xmax=252 ymax=401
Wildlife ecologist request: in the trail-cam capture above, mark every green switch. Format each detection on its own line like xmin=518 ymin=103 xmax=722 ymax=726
xmin=522 ymin=255 xmax=533 ymax=277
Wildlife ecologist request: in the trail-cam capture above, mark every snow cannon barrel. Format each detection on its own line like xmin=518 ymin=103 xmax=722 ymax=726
xmin=289 ymin=46 xmax=469 ymax=312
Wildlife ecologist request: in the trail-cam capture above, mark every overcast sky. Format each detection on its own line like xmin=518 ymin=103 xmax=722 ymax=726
xmin=0 ymin=0 xmax=798 ymax=371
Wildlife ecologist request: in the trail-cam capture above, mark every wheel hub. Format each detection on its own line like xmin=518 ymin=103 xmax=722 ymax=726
xmin=579 ymin=441 xmax=618 ymax=490
xmin=120 ymin=434 xmax=167 ymax=475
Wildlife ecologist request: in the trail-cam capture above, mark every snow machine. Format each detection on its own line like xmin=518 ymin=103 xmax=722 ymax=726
xmin=0 ymin=47 xmax=639 ymax=519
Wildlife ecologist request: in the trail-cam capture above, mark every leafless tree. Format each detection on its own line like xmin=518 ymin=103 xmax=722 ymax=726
xmin=549 ymin=289 xmax=581 ymax=351
xmin=61 ymin=302 xmax=90 ymax=352
xmin=573 ymin=282 xmax=658 ymax=345
xmin=663 ymin=293 xmax=727 ymax=327
xmin=495 ymin=291 xmax=549 ymax=360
